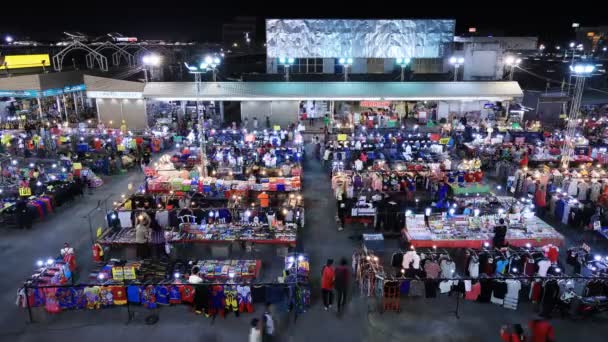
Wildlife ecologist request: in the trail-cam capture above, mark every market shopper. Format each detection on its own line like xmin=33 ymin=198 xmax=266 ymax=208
xmin=528 ymin=318 xmax=555 ymax=342
xmin=188 ymin=266 xmax=203 ymax=284
xmin=253 ymin=117 xmax=258 ymax=129
xmin=249 ymin=318 xmax=262 ymax=342
xmin=262 ymin=303 xmax=274 ymax=340
xmin=334 ymin=257 xmax=350 ymax=313
xmin=500 ymin=324 xmax=526 ymax=342
xmin=493 ymin=218 xmax=508 ymax=248
xmin=321 ymin=259 xmax=335 ymax=310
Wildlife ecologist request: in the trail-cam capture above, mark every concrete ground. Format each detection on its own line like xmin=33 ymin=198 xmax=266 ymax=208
xmin=0 ymin=142 xmax=607 ymax=341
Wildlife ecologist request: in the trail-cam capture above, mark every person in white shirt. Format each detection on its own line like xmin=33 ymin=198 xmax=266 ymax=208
xmin=188 ymin=266 xmax=203 ymax=284
xmin=60 ymin=243 xmax=74 ymax=257
xmin=249 ymin=318 xmax=262 ymax=342
xmin=263 ymin=303 xmax=274 ymax=337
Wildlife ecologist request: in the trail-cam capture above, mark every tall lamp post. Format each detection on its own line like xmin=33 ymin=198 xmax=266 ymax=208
xmin=561 ymin=63 xmax=595 ymax=169
xmin=278 ymin=57 xmax=295 ymax=81
xmin=184 ymin=57 xmax=222 ymax=178
xmin=504 ymin=56 xmax=522 ymax=80
xmin=449 ymin=56 xmax=464 ymax=81
xmin=339 ymin=58 xmax=353 ymax=82
xmin=201 ymin=55 xmax=221 ymax=81
xmin=142 ymin=54 xmax=161 ymax=82
xmin=396 ymin=57 xmax=411 ymax=82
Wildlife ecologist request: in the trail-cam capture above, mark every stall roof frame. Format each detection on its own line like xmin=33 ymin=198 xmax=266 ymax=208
xmin=141 ymin=81 xmax=523 ymax=102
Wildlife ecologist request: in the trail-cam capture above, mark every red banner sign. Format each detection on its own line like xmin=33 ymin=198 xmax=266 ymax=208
xmin=360 ymin=101 xmax=391 ymax=108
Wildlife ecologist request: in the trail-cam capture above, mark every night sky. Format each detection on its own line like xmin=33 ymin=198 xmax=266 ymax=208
xmin=1 ymin=4 xmax=605 ymax=45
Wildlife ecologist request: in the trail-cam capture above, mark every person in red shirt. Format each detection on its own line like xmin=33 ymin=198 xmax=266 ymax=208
xmin=528 ymin=318 xmax=555 ymax=342
xmin=520 ymin=153 xmax=529 ymax=168
xmin=321 ymin=259 xmax=335 ymax=311
xmin=500 ymin=324 xmax=526 ymax=342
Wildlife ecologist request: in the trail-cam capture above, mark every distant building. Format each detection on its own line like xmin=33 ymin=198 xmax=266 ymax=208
xmin=222 ymin=16 xmax=257 ymax=49
xmin=452 ymin=36 xmax=539 ymax=81
xmin=264 ymin=19 xmax=538 ymax=81
xmin=575 ymin=26 xmax=608 ymax=52
xmin=265 ymin=19 xmax=455 ymax=75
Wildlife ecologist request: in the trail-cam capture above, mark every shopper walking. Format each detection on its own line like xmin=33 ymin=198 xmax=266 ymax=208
xmin=528 ymin=318 xmax=555 ymax=342
xmin=262 ymin=303 xmax=274 ymax=341
xmin=493 ymin=218 xmax=508 ymax=248
xmin=249 ymin=318 xmax=262 ymax=342
xmin=500 ymin=324 xmax=526 ymax=342
xmin=321 ymin=259 xmax=335 ymax=310
xmin=334 ymin=257 xmax=350 ymax=313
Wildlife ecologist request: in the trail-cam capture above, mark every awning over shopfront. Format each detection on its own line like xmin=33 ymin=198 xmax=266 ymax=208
xmin=84 ymin=75 xmax=145 ymax=99
xmin=143 ymin=81 xmax=523 ymax=101
xmin=0 ymin=71 xmax=85 ymax=98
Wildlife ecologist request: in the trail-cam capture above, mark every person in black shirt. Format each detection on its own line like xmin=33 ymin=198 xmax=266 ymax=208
xmin=493 ymin=218 xmax=507 ymax=248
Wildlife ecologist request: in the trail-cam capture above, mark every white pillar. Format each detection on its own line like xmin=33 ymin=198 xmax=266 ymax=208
xmin=36 ymin=97 xmax=43 ymax=120
xmin=73 ymin=92 xmax=79 ymax=116
xmin=62 ymin=94 xmax=69 ymax=123
xmin=95 ymin=98 xmax=101 ymax=123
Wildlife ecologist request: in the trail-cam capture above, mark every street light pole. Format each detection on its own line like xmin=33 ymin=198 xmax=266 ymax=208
xmin=338 ymin=58 xmax=353 ymax=82
xmin=142 ymin=54 xmax=161 ymax=82
xmin=449 ymin=57 xmax=464 ymax=81
xmin=278 ymin=57 xmax=295 ymax=81
xmin=396 ymin=58 xmax=411 ymax=82
xmin=561 ymin=64 xmax=594 ymax=169
xmin=504 ymin=56 xmax=522 ymax=81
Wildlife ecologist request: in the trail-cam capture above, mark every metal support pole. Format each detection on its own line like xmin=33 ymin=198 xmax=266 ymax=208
xmin=344 ymin=65 xmax=348 ymax=82
xmin=143 ymin=67 xmax=148 ymax=82
xmin=509 ymin=66 xmax=515 ymax=81
xmin=453 ymin=65 xmax=459 ymax=81
xmin=561 ymin=75 xmax=586 ymax=168
xmin=73 ymin=92 xmax=79 ymax=117
xmin=212 ymin=68 xmax=217 ymax=82
xmin=62 ymin=94 xmax=68 ymax=124
xmin=36 ymin=97 xmax=43 ymax=120
xmin=285 ymin=66 xmax=290 ymax=82
xmin=95 ymin=98 xmax=101 ymax=123
xmin=25 ymin=283 xmax=34 ymax=323
xmin=400 ymin=66 xmax=405 ymax=82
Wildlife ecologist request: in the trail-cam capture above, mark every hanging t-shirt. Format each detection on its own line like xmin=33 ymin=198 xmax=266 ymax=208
xmin=258 ymin=193 xmax=269 ymax=208
xmin=169 ymin=285 xmax=182 ymax=304
xmin=142 ymin=285 xmax=157 ymax=309
xmin=537 ymin=259 xmax=551 ymax=276
xmin=155 ymin=286 xmax=169 ymax=305
xmin=110 ymin=286 xmax=127 ymax=305
xmin=127 ymin=285 xmax=141 ymax=303
xmin=465 ymin=282 xmax=481 ymax=301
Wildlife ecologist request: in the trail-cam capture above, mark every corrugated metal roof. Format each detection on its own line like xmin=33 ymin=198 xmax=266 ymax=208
xmin=143 ymin=81 xmax=522 ymax=101
xmin=0 ymin=74 xmax=41 ymax=90
xmin=84 ymin=75 xmax=145 ymax=92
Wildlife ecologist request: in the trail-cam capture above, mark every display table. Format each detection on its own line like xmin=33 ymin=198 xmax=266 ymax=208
xmin=450 ymin=183 xmax=491 ymax=195
xmin=402 ymin=230 xmax=564 ymax=248
xmin=402 ymin=214 xmax=564 ymax=248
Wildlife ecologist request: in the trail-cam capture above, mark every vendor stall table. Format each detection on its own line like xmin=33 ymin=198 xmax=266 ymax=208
xmin=401 ymin=229 xmax=564 ymax=248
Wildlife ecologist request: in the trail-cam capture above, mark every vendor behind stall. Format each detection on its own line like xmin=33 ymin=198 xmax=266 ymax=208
xmin=493 ymin=218 xmax=508 ymax=248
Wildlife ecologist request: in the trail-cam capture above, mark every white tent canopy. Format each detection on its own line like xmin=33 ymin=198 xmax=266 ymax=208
xmin=142 ymin=81 xmax=522 ymax=101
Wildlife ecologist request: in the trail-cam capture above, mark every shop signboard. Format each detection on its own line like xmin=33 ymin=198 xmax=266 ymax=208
xmin=18 ymin=187 xmax=32 ymax=197
xmin=439 ymin=137 xmax=451 ymax=145
xmin=337 ymin=134 xmax=347 ymax=141
xmin=73 ymin=163 xmax=82 ymax=170
xmin=360 ymin=100 xmax=391 ymax=108
xmin=273 ymin=125 xmax=281 ymax=131
xmin=0 ymin=54 xmax=51 ymax=69
xmin=0 ymin=89 xmax=39 ymax=98
xmin=63 ymin=84 xmax=86 ymax=93
xmin=111 ymin=266 xmax=136 ymax=280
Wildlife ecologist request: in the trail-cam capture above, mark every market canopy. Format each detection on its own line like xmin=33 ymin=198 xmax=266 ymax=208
xmin=0 ymin=71 xmax=85 ymax=98
xmin=143 ymin=81 xmax=523 ymax=101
